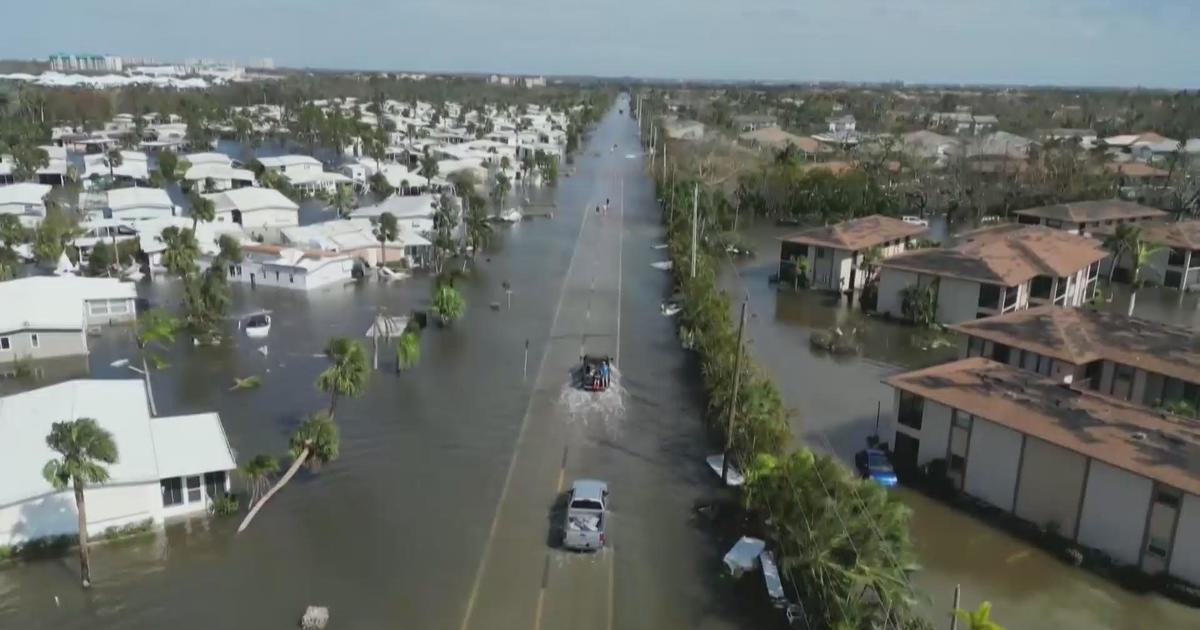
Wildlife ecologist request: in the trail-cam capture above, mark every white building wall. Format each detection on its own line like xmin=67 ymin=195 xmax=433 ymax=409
xmin=936 ymin=277 xmax=981 ymax=324
xmin=902 ymin=399 xmax=953 ymax=467
xmin=1077 ymin=461 xmax=1153 ymax=565
xmin=877 ymin=268 xmax=917 ymax=318
xmin=963 ymin=418 xmax=1022 ymax=510
xmin=1170 ymin=493 xmax=1200 ymax=584
xmin=0 ymin=482 xmax=161 ymax=546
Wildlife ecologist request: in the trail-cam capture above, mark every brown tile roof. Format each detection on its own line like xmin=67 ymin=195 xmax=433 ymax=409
xmin=738 ymin=127 xmax=824 ymax=154
xmin=780 ymin=215 xmax=928 ymax=251
xmin=1091 ymin=220 xmax=1200 ymax=250
xmin=881 ymin=225 xmax=1108 ymax=286
xmin=951 ymin=305 xmax=1200 ymax=385
xmin=885 ymin=357 xmax=1200 ymax=496
xmin=1013 ymin=200 xmax=1168 ymax=223
xmin=1106 ymin=162 xmax=1169 ymax=178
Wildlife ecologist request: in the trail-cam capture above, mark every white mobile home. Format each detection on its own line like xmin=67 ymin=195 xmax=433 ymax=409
xmin=203 ymin=187 xmax=299 ymax=242
xmin=0 ymin=182 xmax=52 ymax=228
xmin=0 ymin=380 xmax=236 ymax=546
xmin=106 ymin=187 xmax=177 ymax=222
xmin=205 ymin=243 xmax=355 ymax=291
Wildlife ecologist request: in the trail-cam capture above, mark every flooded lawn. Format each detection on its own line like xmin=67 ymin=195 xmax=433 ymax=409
xmin=722 ymin=222 xmax=1200 ymax=630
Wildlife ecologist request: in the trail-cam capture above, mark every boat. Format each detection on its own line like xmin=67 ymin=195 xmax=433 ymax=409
xmin=650 ymin=260 xmax=673 ymax=271
xmin=242 ymin=312 xmax=272 ymax=338
xmin=901 ymin=215 xmax=929 ymax=227
xmin=661 ymin=302 xmax=681 ymax=317
xmin=378 ymin=266 xmax=409 ymax=281
xmin=495 ymin=208 xmax=522 ymax=223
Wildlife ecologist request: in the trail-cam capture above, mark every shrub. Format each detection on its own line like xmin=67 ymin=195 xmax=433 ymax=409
xmin=213 ymin=495 xmax=240 ymax=517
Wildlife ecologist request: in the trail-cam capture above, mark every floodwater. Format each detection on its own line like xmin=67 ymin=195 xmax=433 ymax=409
xmin=0 ymin=101 xmax=759 ymax=629
xmin=722 ymin=221 xmax=1200 ymax=630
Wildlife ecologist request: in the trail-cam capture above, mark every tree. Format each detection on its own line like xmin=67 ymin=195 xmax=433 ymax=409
xmin=135 ymin=309 xmax=178 ymax=416
xmin=87 ymin=241 xmax=116 ymax=277
xmin=374 ymin=212 xmax=399 ymax=272
xmin=955 ymin=602 xmax=1005 ymax=630
xmin=330 ymin=184 xmax=357 ymax=218
xmin=42 ymin=418 xmax=118 ymax=588
xmin=419 ymin=152 xmax=439 ymax=189
xmin=1127 ymin=239 xmax=1164 ymax=317
xmin=187 ymin=190 xmax=216 ymax=230
xmin=240 ymin=454 xmax=280 ymax=508
xmin=465 ymin=199 xmax=493 ymax=257
xmin=316 ymin=337 xmax=369 ymax=417
xmin=859 ymin=245 xmax=883 ymax=285
xmin=0 ymin=214 xmax=28 ymax=247
xmin=432 ymin=282 xmax=467 ymax=325
xmin=236 ymin=412 xmax=340 ymax=533
xmin=492 ymin=172 xmax=511 ymax=210
xmin=105 ymin=148 xmax=123 ymax=179
xmin=160 ymin=226 xmax=200 ymax=277
xmin=1102 ymin=223 xmax=1139 ymax=283
xmin=395 ymin=329 xmax=421 ymax=372
xmin=158 ymin=149 xmax=181 ymax=182
xmin=369 ymin=171 xmax=395 ymax=199
xmin=12 ymin=144 xmax=49 ymax=181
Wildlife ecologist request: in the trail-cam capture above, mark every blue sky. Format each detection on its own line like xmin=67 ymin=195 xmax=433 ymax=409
xmin=4 ymin=0 xmax=1196 ymax=87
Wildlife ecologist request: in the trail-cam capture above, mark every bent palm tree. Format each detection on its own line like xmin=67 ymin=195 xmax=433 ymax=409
xmin=1128 ymin=240 xmax=1165 ymax=317
xmin=42 ymin=418 xmax=119 ymax=588
xmin=316 ymin=337 xmax=369 ymax=417
xmin=187 ymin=190 xmax=216 ymax=231
xmin=1102 ymin=223 xmax=1138 ymax=283
xmin=236 ymin=413 xmax=339 ymax=533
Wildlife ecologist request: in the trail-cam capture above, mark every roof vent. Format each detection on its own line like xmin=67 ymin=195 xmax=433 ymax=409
xmin=1130 ymin=431 xmax=1148 ymax=442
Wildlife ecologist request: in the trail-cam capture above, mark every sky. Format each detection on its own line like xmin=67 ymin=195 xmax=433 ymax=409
xmin=3 ymin=0 xmax=1197 ymax=88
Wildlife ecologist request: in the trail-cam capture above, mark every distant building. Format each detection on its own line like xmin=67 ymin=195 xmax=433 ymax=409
xmin=49 ymin=53 xmax=123 ymax=72
xmin=522 ymin=76 xmax=547 ymax=88
xmin=662 ymin=117 xmax=705 ymax=141
xmin=1092 ymin=220 xmax=1200 ymax=290
xmin=0 ymin=277 xmax=137 ymax=365
xmin=732 ymin=114 xmax=778 ymax=132
xmin=930 ymin=111 xmax=998 ymax=135
xmin=827 ymin=115 xmax=857 ymax=135
xmin=1013 ymin=200 xmax=1166 ymax=236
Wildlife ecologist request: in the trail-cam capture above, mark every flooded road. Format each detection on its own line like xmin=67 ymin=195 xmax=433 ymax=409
xmin=0 ymin=101 xmax=752 ymax=629
xmin=723 ymin=222 xmax=1199 ymax=630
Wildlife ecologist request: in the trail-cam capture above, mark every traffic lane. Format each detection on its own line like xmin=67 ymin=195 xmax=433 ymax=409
xmin=540 ymin=546 xmax=614 ymax=630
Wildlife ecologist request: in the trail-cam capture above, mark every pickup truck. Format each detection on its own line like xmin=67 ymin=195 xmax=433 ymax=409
xmin=562 ymin=479 xmax=608 ymax=551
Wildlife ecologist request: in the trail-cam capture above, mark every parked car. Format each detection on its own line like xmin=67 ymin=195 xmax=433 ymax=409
xmin=854 ymin=448 xmax=898 ymax=487
xmin=562 ymin=479 xmax=608 ymax=551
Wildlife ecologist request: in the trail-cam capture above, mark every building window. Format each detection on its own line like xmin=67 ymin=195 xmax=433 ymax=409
xmin=1155 ymin=487 xmax=1182 ymax=509
xmin=1030 ymin=276 xmax=1053 ymax=300
xmin=289 ymin=274 xmax=295 ymax=283
xmin=1147 ymin=537 xmax=1171 ymax=558
xmin=1003 ymin=285 xmax=1020 ymax=310
xmin=89 ymin=301 xmax=110 ymax=316
xmin=1084 ymin=361 xmax=1103 ymax=390
xmin=30 ymin=333 xmax=39 ymax=348
xmin=161 ymin=477 xmax=184 ymax=506
xmin=966 ymin=336 xmax=984 ymax=357
xmin=898 ymin=391 xmax=924 ymax=430
xmin=815 ymin=247 xmax=828 ymax=259
xmin=991 ymin=343 xmax=1011 ymax=364
xmin=275 ymin=271 xmax=281 ymax=281
xmin=978 ymin=284 xmax=1001 ymax=309
xmin=204 ymin=471 xmax=227 ymax=499
xmin=1045 ymin=219 xmax=1063 ymax=229
xmin=1165 ymin=270 xmax=1182 ymax=288
xmin=948 ymin=454 xmax=967 ymax=475
xmin=186 ymin=475 xmax=202 ymax=503
xmin=0 ymin=336 xmax=9 ymax=351
xmin=1169 ymin=248 xmax=1186 ymax=266
xmin=1054 ymin=277 xmax=1068 ymax=302
xmin=1111 ymin=364 xmax=1135 ymax=400
xmin=108 ymin=299 xmax=129 ymax=314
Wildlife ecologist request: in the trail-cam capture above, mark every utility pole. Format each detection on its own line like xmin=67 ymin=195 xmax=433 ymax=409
xmin=949 ymin=584 xmax=961 ymax=630
xmin=690 ymin=184 xmax=699 ymax=278
xmin=722 ymin=300 xmax=748 ymax=484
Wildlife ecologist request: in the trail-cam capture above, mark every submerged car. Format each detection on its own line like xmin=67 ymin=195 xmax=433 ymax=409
xmin=854 ymin=448 xmax=898 ymax=487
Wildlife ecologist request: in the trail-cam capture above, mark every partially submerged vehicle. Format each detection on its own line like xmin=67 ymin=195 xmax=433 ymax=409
xmin=240 ymin=311 xmax=272 ymax=339
xmin=562 ymin=479 xmax=608 ymax=551
xmin=855 ymin=448 xmax=898 ymax=487
xmin=579 ymin=354 xmax=613 ymax=392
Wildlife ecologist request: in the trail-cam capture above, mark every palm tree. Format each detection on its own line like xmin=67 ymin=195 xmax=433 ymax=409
xmin=431 ymin=283 xmax=467 ymax=325
xmin=1128 ymin=239 xmax=1165 ymax=317
xmin=1102 ymin=223 xmax=1139 ymax=283
xmin=105 ymin=148 xmax=123 ymax=179
xmin=395 ymin=329 xmax=421 ymax=372
xmin=955 ymin=602 xmax=1005 ymax=630
xmin=465 ymin=199 xmax=492 ymax=256
xmin=419 ymin=153 xmax=439 ymax=190
xmin=187 ymin=190 xmax=216 ymax=230
xmin=330 ymin=184 xmax=357 ymax=219
xmin=158 ymin=149 xmax=181 ymax=182
xmin=316 ymin=337 xmax=370 ymax=417
xmin=236 ymin=412 xmax=340 ymax=533
xmin=859 ymin=245 xmax=883 ymax=284
xmin=374 ymin=212 xmax=399 ymax=272
xmin=492 ymin=172 xmax=511 ymax=211
xmin=42 ymin=418 xmax=119 ymax=588
xmin=160 ymin=226 xmax=200 ymax=277
xmin=135 ymin=309 xmax=179 ymax=415
xmin=240 ymin=454 xmax=280 ymax=508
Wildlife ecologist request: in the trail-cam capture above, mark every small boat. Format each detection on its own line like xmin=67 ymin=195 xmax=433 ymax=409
xmin=243 ymin=312 xmax=272 ymax=338
xmin=661 ymin=302 xmax=681 ymax=317
xmin=650 ymin=260 xmax=673 ymax=271
xmin=378 ymin=266 xmax=409 ymax=281
xmin=496 ymin=208 xmax=522 ymax=223
xmin=901 ymin=215 xmax=929 ymax=227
